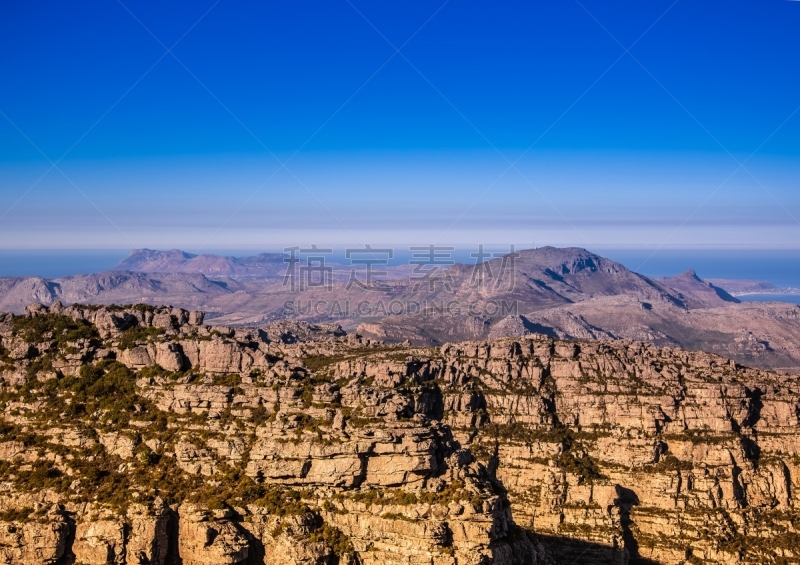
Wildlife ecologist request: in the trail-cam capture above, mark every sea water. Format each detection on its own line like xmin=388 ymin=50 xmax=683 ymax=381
xmin=738 ymin=294 xmax=800 ymax=305
xmin=0 ymin=249 xmax=129 ymax=278
xmin=597 ymin=248 xmax=800 ymax=288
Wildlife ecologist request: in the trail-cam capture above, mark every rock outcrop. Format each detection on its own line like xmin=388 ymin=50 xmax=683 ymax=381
xmin=0 ymin=510 xmax=70 ymax=565
xmin=1 ymin=302 xmax=799 ymax=563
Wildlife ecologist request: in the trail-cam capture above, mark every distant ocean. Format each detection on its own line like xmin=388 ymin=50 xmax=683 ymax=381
xmin=738 ymin=294 xmax=800 ymax=305
xmin=0 ymin=249 xmax=130 ymax=278
xmin=596 ymin=248 xmax=800 ymax=289
xmin=0 ymin=247 xmax=799 ymax=305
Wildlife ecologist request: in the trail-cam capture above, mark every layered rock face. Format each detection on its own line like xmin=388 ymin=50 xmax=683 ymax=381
xmin=0 ymin=303 xmax=798 ymax=564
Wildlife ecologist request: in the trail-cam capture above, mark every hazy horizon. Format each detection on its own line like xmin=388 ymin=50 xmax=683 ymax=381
xmin=2 ymin=246 xmax=800 ymax=289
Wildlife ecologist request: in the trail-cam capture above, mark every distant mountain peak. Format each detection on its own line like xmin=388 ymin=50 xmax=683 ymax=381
xmin=115 ymin=248 xmax=286 ymax=277
xmin=660 ymin=269 xmax=739 ymax=307
xmin=126 ymin=248 xmax=196 ymax=259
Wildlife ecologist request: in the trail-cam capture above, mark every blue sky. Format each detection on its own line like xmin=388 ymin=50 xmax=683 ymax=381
xmin=0 ymin=0 xmax=799 ymax=249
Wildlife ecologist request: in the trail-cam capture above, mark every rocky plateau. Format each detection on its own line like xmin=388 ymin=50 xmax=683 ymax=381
xmin=0 ymin=302 xmax=799 ymax=563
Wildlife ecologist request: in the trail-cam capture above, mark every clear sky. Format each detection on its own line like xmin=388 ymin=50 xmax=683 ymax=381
xmin=1 ymin=0 xmax=799 ymax=249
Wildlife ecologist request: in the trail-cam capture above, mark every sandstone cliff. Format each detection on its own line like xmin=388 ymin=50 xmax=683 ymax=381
xmin=0 ymin=302 xmax=798 ymax=564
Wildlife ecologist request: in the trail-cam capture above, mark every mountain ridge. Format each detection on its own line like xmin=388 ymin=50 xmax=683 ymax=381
xmin=658 ymin=269 xmax=739 ymax=307
xmin=1 ymin=246 xmax=799 ymax=371
xmin=116 ymin=248 xmax=286 ymax=277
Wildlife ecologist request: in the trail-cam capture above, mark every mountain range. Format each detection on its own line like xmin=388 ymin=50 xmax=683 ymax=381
xmin=1 ymin=246 xmax=798 ymax=372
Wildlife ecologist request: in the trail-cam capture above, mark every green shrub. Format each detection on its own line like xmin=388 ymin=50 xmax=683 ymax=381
xmin=417 ymin=480 xmax=485 ymax=507
xmin=212 ymin=373 xmax=242 ymax=387
xmin=0 ymin=344 xmax=13 ymax=369
xmin=303 ymin=355 xmax=342 ymax=372
xmin=136 ymin=364 xmax=183 ymax=381
xmin=483 ymin=422 xmax=574 ymax=444
xmin=342 ymin=489 xmax=415 ymax=506
xmin=185 ymin=464 xmax=309 ymax=515
xmin=12 ymin=314 xmax=99 ymax=347
xmin=344 ymin=484 xmax=482 ymax=508
xmin=26 ymin=355 xmax=54 ymax=380
xmin=0 ymin=420 xmax=43 ymax=447
xmin=310 ymin=524 xmax=354 ymax=556
xmin=482 ymin=422 xmax=605 ymax=482
xmin=663 ymin=430 xmax=738 ymax=446
xmin=252 ymin=485 xmax=309 ymax=515
xmin=380 ymin=512 xmax=415 ymax=522
xmin=0 ymin=507 xmax=35 ymax=522
xmin=557 ymin=451 xmax=604 ymax=482
xmin=649 ymin=455 xmax=693 ymax=473
xmin=13 ymin=460 xmax=72 ymax=494
xmin=248 ymin=405 xmax=270 ymax=426
xmin=346 ymin=416 xmax=382 ymax=429
xmin=117 ymin=326 xmax=165 ymax=350
xmin=301 ymin=386 xmax=313 ymax=408
xmin=280 ymin=413 xmax=332 ymax=436
xmin=22 ymin=360 xmax=148 ymax=427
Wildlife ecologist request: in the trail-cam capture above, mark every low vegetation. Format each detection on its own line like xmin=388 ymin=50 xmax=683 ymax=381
xmin=117 ymin=325 xmax=165 ymax=350
xmin=11 ymin=313 xmax=99 ymax=348
xmin=339 ymin=481 xmax=485 ymax=508
xmin=0 ymin=306 xmax=796 ymax=564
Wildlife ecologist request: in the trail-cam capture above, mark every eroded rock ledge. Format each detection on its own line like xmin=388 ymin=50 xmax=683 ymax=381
xmin=0 ymin=303 xmax=798 ymax=564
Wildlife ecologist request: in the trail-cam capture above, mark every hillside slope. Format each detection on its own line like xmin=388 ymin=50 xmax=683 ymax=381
xmin=659 ymin=270 xmax=739 ymax=307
